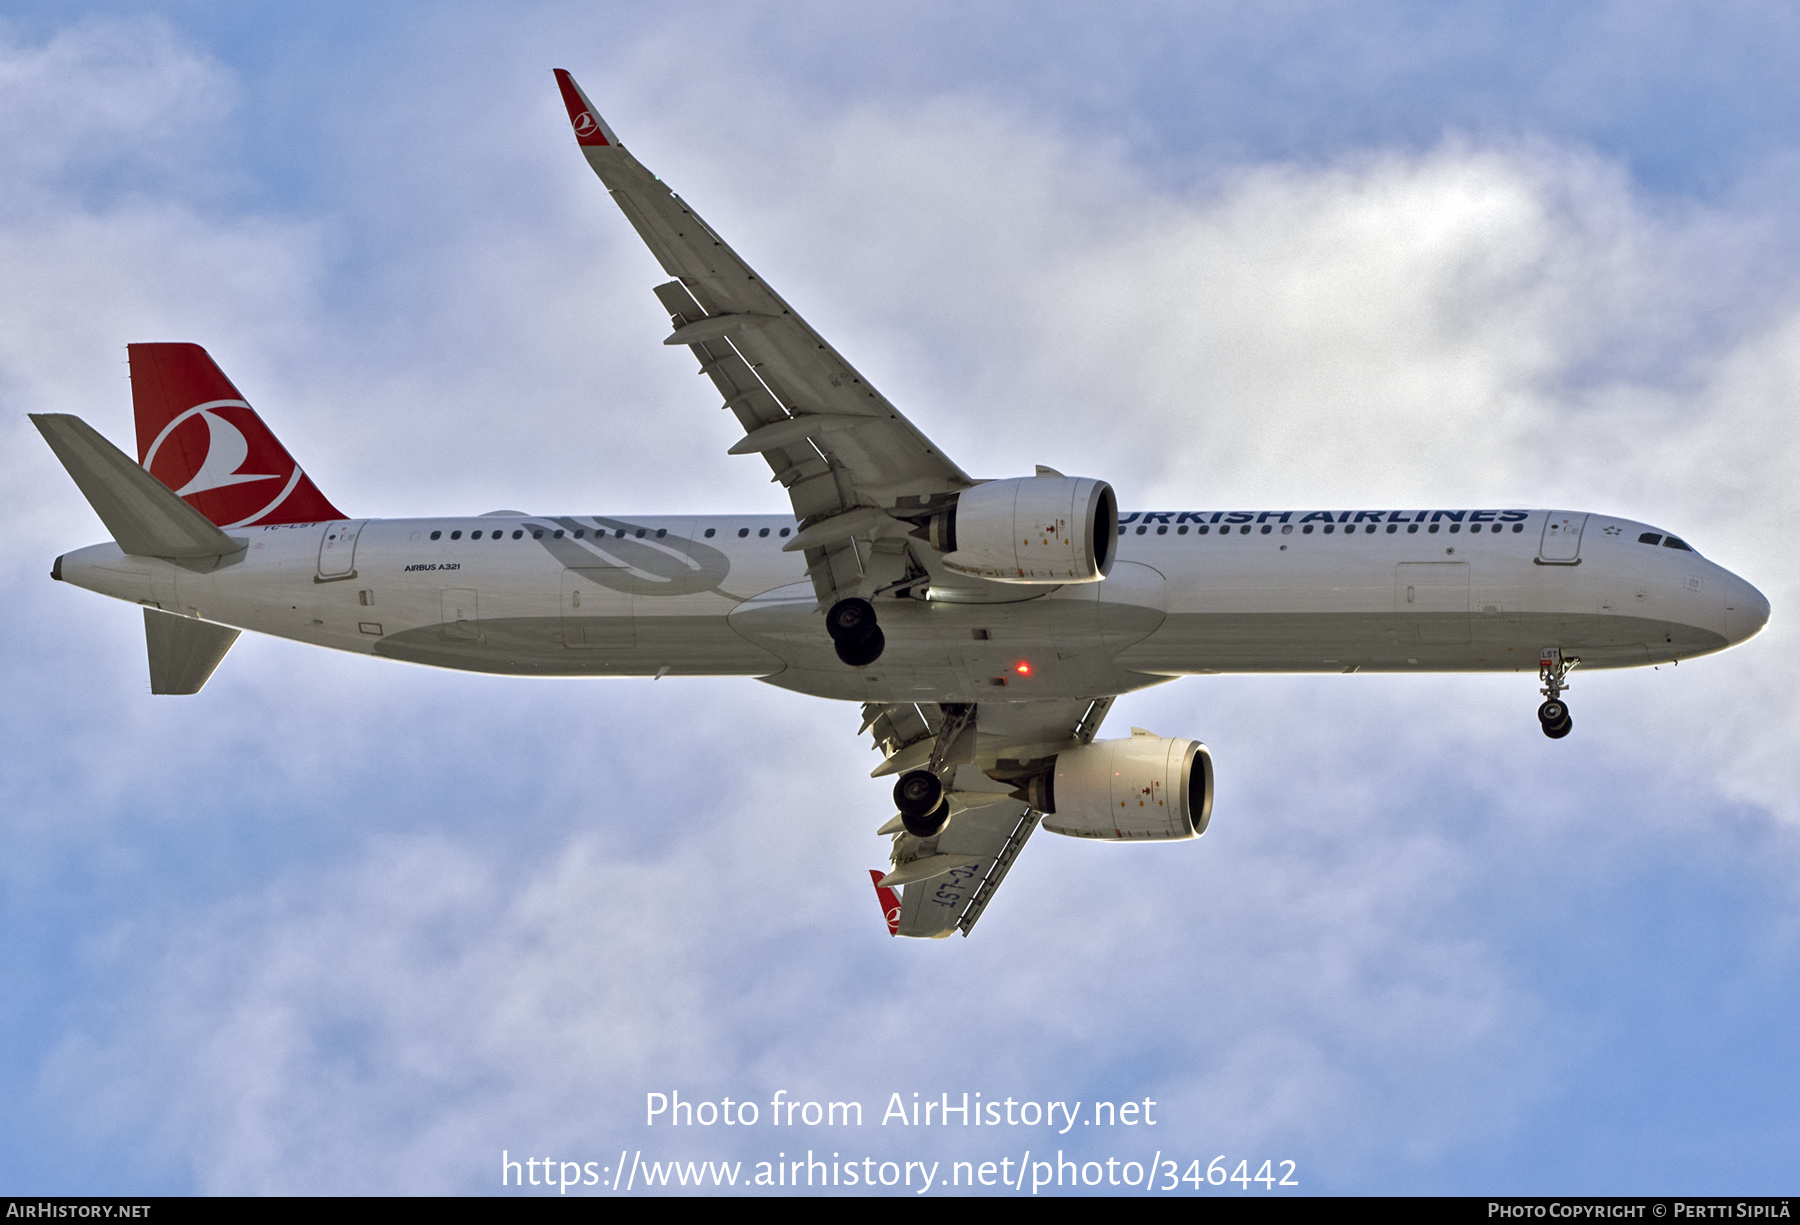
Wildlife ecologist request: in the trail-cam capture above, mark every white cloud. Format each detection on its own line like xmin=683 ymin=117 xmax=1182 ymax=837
xmin=0 ymin=16 xmax=236 ymax=203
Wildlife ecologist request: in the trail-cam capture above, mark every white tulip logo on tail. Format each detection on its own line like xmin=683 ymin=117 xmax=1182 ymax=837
xmin=128 ymin=343 xmax=346 ymax=529
xmin=142 ymin=399 xmax=302 ymax=528
xmin=166 ymin=407 xmax=279 ymax=496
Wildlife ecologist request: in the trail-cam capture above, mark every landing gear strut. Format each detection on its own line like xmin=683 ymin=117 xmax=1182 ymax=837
xmin=1537 ymin=648 xmax=1577 ymax=739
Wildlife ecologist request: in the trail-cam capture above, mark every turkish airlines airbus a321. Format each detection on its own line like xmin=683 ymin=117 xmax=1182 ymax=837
xmin=32 ymin=71 xmax=1770 ymax=938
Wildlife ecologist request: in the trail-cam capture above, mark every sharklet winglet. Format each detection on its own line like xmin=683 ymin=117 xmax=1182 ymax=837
xmin=868 ymin=869 xmax=901 ymax=937
xmin=553 ymin=69 xmax=620 ymax=148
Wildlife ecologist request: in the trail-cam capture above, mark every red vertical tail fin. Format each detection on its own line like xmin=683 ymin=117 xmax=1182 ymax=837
xmin=129 ymin=343 xmax=344 ymax=528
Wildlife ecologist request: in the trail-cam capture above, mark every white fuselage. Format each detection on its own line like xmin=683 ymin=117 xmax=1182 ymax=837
xmin=55 ymin=507 xmax=1769 ymax=705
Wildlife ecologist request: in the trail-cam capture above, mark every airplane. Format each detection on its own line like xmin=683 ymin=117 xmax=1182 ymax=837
xmin=30 ymin=70 xmax=1771 ymax=939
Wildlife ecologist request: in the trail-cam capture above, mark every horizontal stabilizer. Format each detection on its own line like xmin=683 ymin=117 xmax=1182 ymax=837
xmin=31 ymin=414 xmax=242 ymax=558
xmin=144 ymin=608 xmax=239 ymax=694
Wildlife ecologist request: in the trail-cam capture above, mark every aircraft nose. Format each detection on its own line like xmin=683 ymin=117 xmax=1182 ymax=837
xmin=1726 ymin=574 xmax=1770 ymax=643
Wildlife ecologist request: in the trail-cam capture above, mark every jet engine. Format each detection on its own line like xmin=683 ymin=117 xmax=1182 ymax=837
xmin=927 ymin=475 xmax=1117 ymax=584
xmin=1022 ymin=732 xmax=1213 ymax=841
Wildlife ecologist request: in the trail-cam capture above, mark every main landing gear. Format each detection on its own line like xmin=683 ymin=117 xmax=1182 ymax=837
xmin=894 ymin=769 xmax=950 ymax=838
xmin=1537 ymin=648 xmax=1578 ymax=739
xmin=827 ymin=597 xmax=885 ymax=666
xmin=891 ymin=705 xmax=976 ymax=839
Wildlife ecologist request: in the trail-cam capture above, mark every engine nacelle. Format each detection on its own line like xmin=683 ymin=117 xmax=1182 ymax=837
xmin=931 ymin=475 xmax=1117 ymax=584
xmin=1028 ymin=732 xmax=1213 ymax=841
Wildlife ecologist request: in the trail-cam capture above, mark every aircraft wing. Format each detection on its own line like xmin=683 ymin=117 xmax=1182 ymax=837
xmin=555 ymin=70 xmax=973 ymax=606
xmin=863 ymin=696 xmax=1115 ymax=938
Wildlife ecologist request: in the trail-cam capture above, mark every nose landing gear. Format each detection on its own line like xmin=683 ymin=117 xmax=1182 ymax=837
xmin=1537 ymin=648 xmax=1578 ymax=739
xmin=1537 ymin=699 xmax=1572 ymax=738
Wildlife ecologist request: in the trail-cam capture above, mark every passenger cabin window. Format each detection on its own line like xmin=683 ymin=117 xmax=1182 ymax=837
xmin=759 ymin=528 xmax=770 ymax=537
xmin=777 ymin=528 xmax=788 ymax=537
xmin=450 ymin=530 xmax=462 ymax=540
xmin=738 ymin=528 xmax=750 ymax=538
xmin=430 ymin=530 xmax=441 ymax=540
xmin=512 ymin=530 xmax=523 ymax=539
xmin=704 ymin=528 xmax=716 ymax=538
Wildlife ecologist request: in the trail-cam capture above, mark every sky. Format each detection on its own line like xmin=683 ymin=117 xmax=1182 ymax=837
xmin=3 ymin=0 xmax=1800 ymax=1196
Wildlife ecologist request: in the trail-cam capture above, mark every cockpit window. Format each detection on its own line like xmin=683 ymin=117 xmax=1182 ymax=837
xmin=1662 ymin=536 xmax=1694 ymax=552
xmin=1638 ymin=532 xmax=1663 ymax=545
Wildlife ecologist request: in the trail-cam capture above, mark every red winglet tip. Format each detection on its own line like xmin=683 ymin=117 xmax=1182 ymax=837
xmin=552 ymin=68 xmax=611 ymax=147
xmin=869 ymin=869 xmax=901 ymax=936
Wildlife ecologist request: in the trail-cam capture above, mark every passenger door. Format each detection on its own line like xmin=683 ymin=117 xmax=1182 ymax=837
xmin=315 ymin=520 xmax=367 ymax=581
xmin=1538 ymin=512 xmax=1588 ymax=564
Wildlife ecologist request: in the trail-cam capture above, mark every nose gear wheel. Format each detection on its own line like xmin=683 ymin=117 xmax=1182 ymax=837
xmin=1537 ymin=699 xmax=1572 ymax=739
xmin=1537 ymin=649 xmax=1578 ymax=739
